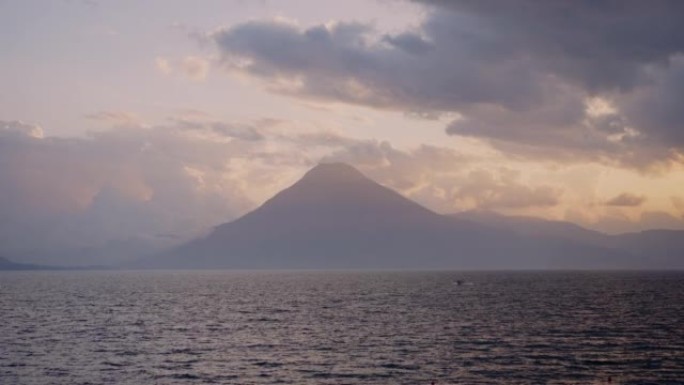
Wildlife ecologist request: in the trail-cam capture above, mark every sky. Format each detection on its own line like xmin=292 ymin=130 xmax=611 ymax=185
xmin=2 ymin=0 xmax=684 ymax=261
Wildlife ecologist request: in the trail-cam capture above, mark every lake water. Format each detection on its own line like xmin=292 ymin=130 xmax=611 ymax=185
xmin=1 ymin=271 xmax=682 ymax=384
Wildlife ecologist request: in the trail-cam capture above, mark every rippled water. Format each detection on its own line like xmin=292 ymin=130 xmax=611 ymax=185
xmin=1 ymin=271 xmax=683 ymax=384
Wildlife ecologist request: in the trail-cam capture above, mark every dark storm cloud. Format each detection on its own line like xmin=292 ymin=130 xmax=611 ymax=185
xmin=382 ymin=32 xmax=433 ymax=55
xmin=621 ymin=57 xmax=684 ymax=146
xmin=420 ymin=0 xmax=684 ymax=92
xmin=210 ymin=1 xmax=684 ymax=167
xmin=213 ymin=17 xmax=546 ymax=112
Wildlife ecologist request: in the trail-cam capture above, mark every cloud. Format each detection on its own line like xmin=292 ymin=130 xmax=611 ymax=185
xmin=155 ymin=56 xmax=210 ymax=81
xmin=449 ymin=169 xmax=562 ymax=210
xmin=382 ymin=32 xmax=433 ymax=55
xmin=85 ymin=110 xmax=142 ymax=126
xmin=155 ymin=57 xmax=173 ymax=75
xmin=207 ymin=1 xmax=684 ymax=168
xmin=4 ymin=113 xmax=570 ymax=266
xmin=212 ymin=17 xmax=543 ymax=111
xmin=318 ymin=139 xmax=562 ymax=212
xmin=620 ymin=56 xmax=684 ymax=147
xmin=418 ymin=0 xmax=684 ymax=92
xmin=672 ymin=196 xmax=684 ymax=218
xmin=0 ymin=116 xmax=485 ymax=264
xmin=171 ymin=117 xmax=265 ymax=141
xmin=322 ymin=140 xmax=472 ymax=192
xmin=1 ymin=120 xmax=44 ymax=138
xmin=586 ymin=210 xmax=684 ymax=234
xmin=2 ymin=114 xmax=680 ymax=265
xmin=0 ymin=118 xmax=284 ymax=265
xmin=181 ymin=56 xmax=210 ymax=81
xmin=605 ymin=192 xmax=646 ymax=207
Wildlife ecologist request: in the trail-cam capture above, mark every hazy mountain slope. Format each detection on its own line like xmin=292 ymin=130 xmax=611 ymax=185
xmin=451 ymin=210 xmax=684 ymax=269
xmin=451 ymin=210 xmax=609 ymax=245
xmin=612 ymin=230 xmax=684 ymax=268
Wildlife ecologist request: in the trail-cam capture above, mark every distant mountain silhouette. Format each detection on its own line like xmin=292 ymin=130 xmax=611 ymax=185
xmin=611 ymin=229 xmax=684 ymax=268
xmin=452 ymin=210 xmax=684 ymax=268
xmin=451 ymin=210 xmax=606 ymax=244
xmin=134 ymin=163 xmax=683 ymax=269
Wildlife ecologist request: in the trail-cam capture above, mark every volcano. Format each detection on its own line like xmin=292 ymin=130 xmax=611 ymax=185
xmin=136 ymin=163 xmax=661 ymax=269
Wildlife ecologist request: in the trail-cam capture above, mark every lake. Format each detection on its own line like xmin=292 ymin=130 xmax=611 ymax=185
xmin=1 ymin=270 xmax=682 ymax=384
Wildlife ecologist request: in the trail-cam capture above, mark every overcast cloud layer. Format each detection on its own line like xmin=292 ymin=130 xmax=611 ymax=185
xmin=211 ymin=0 xmax=684 ymax=168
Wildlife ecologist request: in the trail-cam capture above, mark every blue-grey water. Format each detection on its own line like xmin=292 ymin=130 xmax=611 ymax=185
xmin=1 ymin=271 xmax=682 ymax=385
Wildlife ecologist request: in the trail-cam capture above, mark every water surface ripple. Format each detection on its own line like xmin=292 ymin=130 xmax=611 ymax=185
xmin=1 ymin=271 xmax=682 ymax=384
